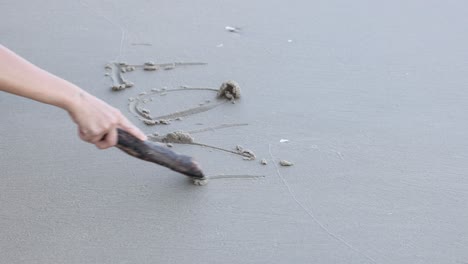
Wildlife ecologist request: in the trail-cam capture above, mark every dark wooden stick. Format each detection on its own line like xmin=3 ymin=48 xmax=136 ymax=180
xmin=116 ymin=128 xmax=205 ymax=179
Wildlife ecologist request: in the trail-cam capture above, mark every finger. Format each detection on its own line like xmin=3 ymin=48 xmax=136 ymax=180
xmin=79 ymin=129 xmax=95 ymax=143
xmin=95 ymin=127 xmax=118 ymax=149
xmin=119 ymin=117 xmax=147 ymax=141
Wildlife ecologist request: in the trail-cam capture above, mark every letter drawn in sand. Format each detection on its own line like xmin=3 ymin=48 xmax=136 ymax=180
xmin=148 ymin=129 xmax=256 ymax=161
xmin=105 ymin=61 xmax=207 ymax=91
xmin=127 ymin=81 xmax=241 ymax=125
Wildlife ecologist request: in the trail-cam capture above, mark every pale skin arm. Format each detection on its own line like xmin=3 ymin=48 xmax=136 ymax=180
xmin=0 ymin=45 xmax=147 ymax=149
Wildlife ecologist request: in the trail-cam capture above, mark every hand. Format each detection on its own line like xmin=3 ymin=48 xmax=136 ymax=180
xmin=67 ymin=92 xmax=147 ymax=149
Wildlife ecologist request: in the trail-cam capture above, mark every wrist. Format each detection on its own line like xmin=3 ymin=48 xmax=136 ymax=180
xmin=55 ymin=82 xmax=87 ymax=115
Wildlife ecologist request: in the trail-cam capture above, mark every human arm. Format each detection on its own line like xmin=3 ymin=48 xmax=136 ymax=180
xmin=0 ymin=44 xmax=146 ymax=149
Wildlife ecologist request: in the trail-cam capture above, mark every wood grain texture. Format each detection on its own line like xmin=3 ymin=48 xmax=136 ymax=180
xmin=116 ymin=128 xmax=205 ymax=179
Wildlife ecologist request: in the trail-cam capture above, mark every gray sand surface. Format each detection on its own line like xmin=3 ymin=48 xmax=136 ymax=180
xmin=2 ymin=1 xmax=468 ymax=263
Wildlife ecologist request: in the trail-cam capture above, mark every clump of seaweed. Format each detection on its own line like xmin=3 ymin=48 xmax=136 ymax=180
xmin=218 ymin=81 xmax=241 ymax=100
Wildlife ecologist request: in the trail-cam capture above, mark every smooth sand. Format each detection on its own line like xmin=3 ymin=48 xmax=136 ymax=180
xmin=2 ymin=1 xmax=468 ymax=263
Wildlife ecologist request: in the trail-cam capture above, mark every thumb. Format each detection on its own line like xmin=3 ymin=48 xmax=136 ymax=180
xmin=95 ymin=127 xmax=118 ymax=149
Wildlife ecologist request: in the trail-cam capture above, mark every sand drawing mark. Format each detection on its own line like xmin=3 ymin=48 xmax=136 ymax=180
xmin=131 ymin=43 xmax=152 ymax=46
xmin=128 ymin=88 xmax=224 ymax=122
xmin=187 ymin=123 xmax=248 ymax=134
xmin=268 ymin=144 xmax=377 ymax=264
xmin=193 ymin=174 xmax=265 ymax=186
xmin=105 ymin=63 xmax=134 ymax=91
xmin=209 ymin=174 xmax=264 ymax=180
xmin=132 ymin=81 xmax=252 ymax=161
xmin=128 ymin=81 xmax=241 ymax=124
xmin=129 ymin=62 xmax=207 ymax=71
xmin=106 ymin=62 xmax=207 ymax=91
xmin=147 ymin=130 xmax=256 ymax=160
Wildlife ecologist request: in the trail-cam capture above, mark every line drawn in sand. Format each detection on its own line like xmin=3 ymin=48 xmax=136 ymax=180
xmin=127 ymin=80 xmax=255 ymax=161
xmin=193 ymin=174 xmax=265 ymax=186
xmin=127 ymin=81 xmax=241 ymax=125
xmin=147 ymin=129 xmax=256 ymax=161
xmin=105 ymin=61 xmax=207 ymax=91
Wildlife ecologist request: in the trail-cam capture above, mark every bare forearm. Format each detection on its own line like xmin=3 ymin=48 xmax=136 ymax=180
xmin=0 ymin=44 xmax=146 ymax=148
xmin=0 ymin=44 xmax=83 ymax=111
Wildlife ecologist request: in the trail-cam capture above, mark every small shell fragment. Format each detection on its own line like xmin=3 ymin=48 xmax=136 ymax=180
xmin=225 ymin=26 xmax=240 ymax=33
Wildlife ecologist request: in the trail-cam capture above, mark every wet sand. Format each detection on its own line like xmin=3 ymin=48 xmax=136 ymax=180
xmin=2 ymin=0 xmax=468 ymax=263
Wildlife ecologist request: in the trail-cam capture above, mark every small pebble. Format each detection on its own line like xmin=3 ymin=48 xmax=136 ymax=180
xmin=279 ymin=160 xmax=294 ymax=166
xmin=261 ymin=159 xmax=268 ymax=165
xmin=166 ymin=143 xmax=173 ymax=148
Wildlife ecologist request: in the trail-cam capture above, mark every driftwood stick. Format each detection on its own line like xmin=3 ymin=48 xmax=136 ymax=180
xmin=116 ymin=128 xmax=205 ymax=179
